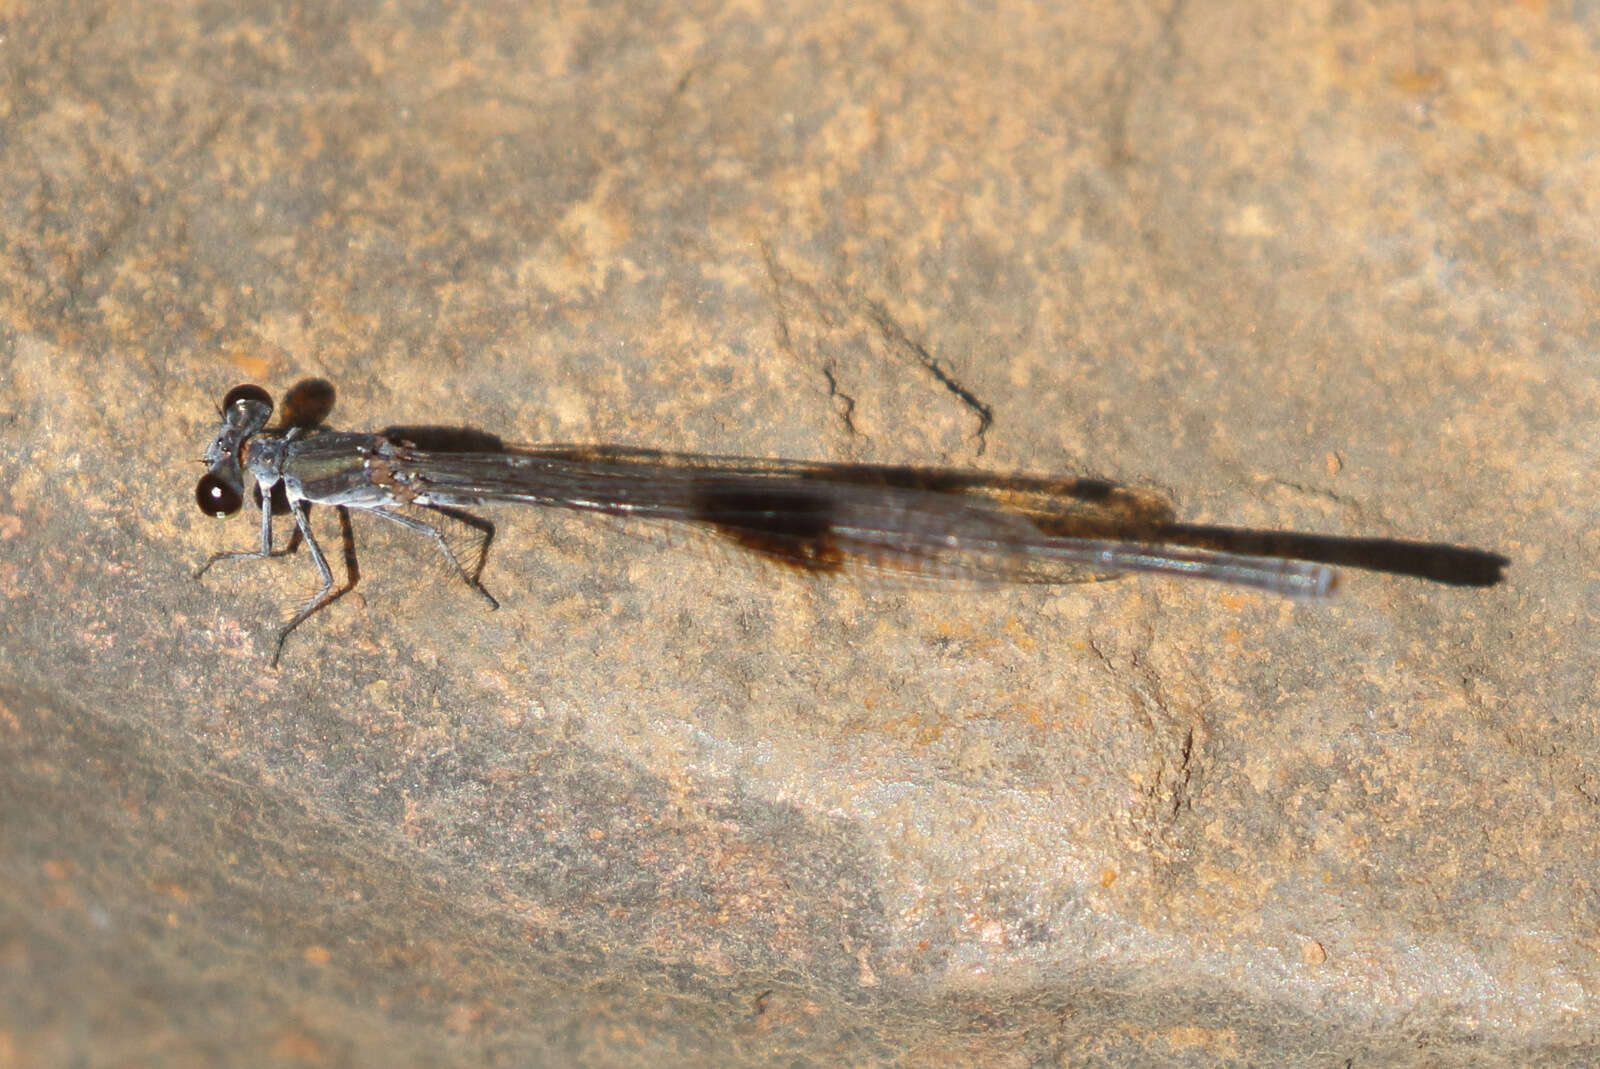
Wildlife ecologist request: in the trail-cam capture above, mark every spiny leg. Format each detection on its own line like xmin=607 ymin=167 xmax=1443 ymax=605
xmin=195 ymin=486 xmax=291 ymax=579
xmin=367 ymin=505 xmax=500 ymax=610
xmin=271 ymin=502 xmax=355 ymax=667
xmin=425 ymin=504 xmax=497 ymax=597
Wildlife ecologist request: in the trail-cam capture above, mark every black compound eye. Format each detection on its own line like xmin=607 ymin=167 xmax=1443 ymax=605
xmin=222 ymin=383 xmax=274 ymax=414
xmin=196 ymin=473 xmax=244 ymax=517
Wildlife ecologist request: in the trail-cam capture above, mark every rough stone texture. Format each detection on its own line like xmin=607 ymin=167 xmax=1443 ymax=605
xmin=0 ymin=0 xmax=1594 ymax=1064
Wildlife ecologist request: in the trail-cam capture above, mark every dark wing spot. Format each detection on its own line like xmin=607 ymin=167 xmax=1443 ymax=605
xmin=1071 ymin=478 xmax=1116 ymax=500
xmin=692 ymin=484 xmax=845 ymax=573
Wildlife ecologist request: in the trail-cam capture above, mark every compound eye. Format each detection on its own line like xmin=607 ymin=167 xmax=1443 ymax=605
xmin=196 ymin=473 xmax=244 ymax=517
xmin=222 ymin=384 xmax=274 ymax=414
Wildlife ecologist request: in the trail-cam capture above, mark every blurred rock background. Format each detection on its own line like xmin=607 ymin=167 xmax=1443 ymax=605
xmin=0 ymin=1 xmax=1595 ymax=1064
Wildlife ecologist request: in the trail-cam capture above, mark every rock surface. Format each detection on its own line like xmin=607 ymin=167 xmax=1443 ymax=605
xmin=1 ymin=0 xmax=1594 ymax=1064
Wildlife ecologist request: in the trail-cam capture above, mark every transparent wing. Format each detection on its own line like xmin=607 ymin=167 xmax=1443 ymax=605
xmin=367 ymin=445 xmax=1336 ymax=597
